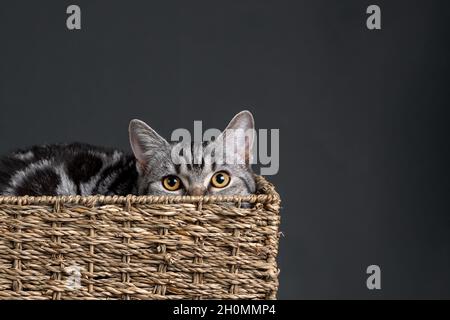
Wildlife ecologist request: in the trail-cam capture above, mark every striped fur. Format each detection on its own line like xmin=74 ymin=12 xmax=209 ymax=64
xmin=0 ymin=143 xmax=137 ymax=196
xmin=0 ymin=111 xmax=257 ymax=197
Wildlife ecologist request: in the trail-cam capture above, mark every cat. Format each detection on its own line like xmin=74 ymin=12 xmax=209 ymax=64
xmin=0 ymin=111 xmax=256 ymax=197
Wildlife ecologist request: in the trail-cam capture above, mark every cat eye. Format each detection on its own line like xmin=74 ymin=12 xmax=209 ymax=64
xmin=162 ymin=175 xmax=182 ymax=191
xmin=211 ymin=171 xmax=231 ymax=188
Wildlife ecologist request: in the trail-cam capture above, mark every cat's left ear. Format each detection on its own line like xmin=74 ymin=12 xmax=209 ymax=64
xmin=215 ymin=110 xmax=255 ymax=165
xmin=129 ymin=119 xmax=170 ymax=171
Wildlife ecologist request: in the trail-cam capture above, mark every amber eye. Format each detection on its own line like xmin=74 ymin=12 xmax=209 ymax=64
xmin=211 ymin=171 xmax=231 ymax=188
xmin=162 ymin=175 xmax=182 ymax=191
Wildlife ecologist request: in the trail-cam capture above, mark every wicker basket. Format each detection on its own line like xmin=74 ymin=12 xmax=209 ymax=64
xmin=0 ymin=176 xmax=281 ymax=300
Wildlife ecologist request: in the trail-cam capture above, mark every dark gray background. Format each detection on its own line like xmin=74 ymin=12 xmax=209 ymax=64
xmin=1 ymin=1 xmax=449 ymax=299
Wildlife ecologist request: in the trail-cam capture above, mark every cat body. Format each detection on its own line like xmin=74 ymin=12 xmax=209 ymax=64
xmin=0 ymin=143 xmax=137 ymax=196
xmin=0 ymin=111 xmax=256 ymax=197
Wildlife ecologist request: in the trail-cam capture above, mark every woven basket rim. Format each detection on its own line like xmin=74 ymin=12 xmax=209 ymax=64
xmin=0 ymin=175 xmax=280 ymax=205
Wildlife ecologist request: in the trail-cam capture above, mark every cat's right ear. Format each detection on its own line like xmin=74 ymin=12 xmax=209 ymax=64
xmin=129 ymin=119 xmax=169 ymax=172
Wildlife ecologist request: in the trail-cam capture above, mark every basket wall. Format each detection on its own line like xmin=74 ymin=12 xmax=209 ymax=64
xmin=0 ymin=176 xmax=281 ymax=300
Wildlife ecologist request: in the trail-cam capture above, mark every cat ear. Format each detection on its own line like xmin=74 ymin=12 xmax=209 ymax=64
xmin=129 ymin=119 xmax=169 ymax=170
xmin=215 ymin=110 xmax=255 ymax=165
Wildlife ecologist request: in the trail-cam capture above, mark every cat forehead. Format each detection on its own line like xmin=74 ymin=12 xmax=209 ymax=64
xmin=168 ymin=141 xmax=213 ymax=161
xmin=146 ymin=140 xmax=249 ymax=178
xmin=169 ymin=140 xmax=211 ymax=150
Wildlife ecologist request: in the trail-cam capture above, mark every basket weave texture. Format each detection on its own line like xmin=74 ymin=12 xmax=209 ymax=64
xmin=0 ymin=176 xmax=281 ymax=300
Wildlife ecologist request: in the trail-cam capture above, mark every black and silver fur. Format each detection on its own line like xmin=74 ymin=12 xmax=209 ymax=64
xmin=0 ymin=111 xmax=256 ymax=197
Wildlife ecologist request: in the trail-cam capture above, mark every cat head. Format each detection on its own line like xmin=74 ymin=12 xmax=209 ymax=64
xmin=129 ymin=111 xmax=256 ymax=196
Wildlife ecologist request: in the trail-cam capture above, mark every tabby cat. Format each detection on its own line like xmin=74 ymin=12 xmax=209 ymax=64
xmin=0 ymin=111 xmax=256 ymax=197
